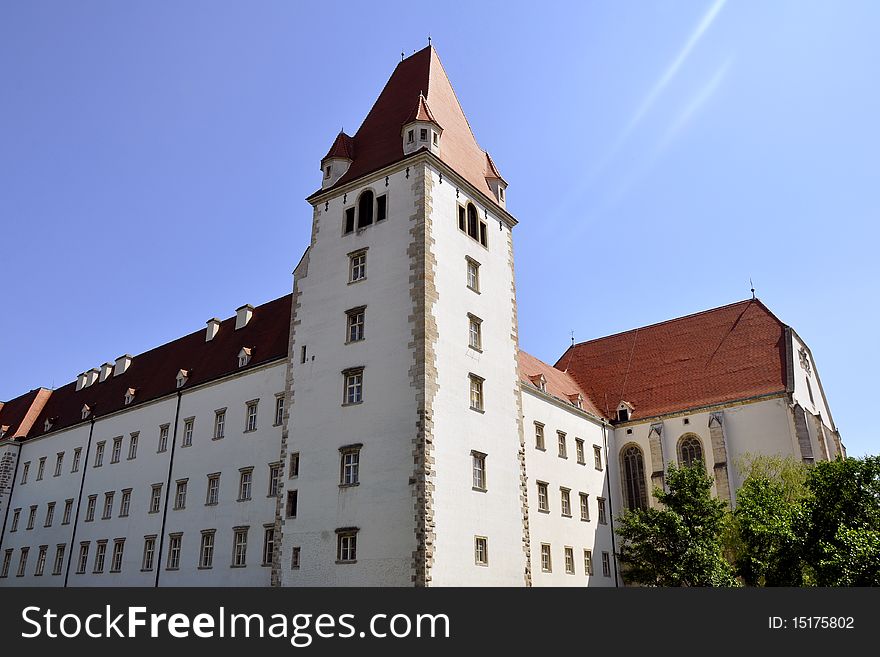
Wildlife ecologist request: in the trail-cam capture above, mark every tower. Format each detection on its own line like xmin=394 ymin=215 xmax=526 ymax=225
xmin=275 ymin=46 xmax=528 ymax=586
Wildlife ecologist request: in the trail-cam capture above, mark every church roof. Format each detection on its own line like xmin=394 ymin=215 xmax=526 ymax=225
xmin=554 ymin=299 xmax=790 ymax=421
xmin=309 ymin=46 xmax=500 ymax=206
xmin=0 ymin=388 xmax=51 ymax=439
xmin=322 ymin=131 xmax=355 ymax=161
xmin=518 ymin=350 xmax=602 ymax=418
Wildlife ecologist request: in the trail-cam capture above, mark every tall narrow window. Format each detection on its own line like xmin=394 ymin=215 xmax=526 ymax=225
xmin=535 ymin=422 xmax=545 ymax=450
xmin=103 ymin=492 xmax=114 ymax=519
xmin=597 ymin=497 xmax=607 ymax=525
xmin=594 ymin=445 xmax=603 ymax=470
xmin=245 ymin=401 xmax=259 ymax=432
xmin=576 ymin=438 xmax=585 ymax=464
xmin=206 ymin=474 xmax=220 ymax=505
xmin=602 ymin=551 xmax=611 ymax=577
xmin=54 ymin=452 xmax=64 ymax=476
xmin=232 ymin=528 xmax=248 ymax=567
xmin=85 ymin=496 xmax=96 ymax=522
xmin=357 ymin=190 xmax=374 ymax=228
xmin=376 ymin=194 xmax=387 ymax=221
xmin=214 ymin=410 xmax=226 ymax=440
xmin=466 ymin=203 xmax=478 ymax=239
xmin=343 ymin=369 xmax=364 ymax=405
xmin=579 ymin=492 xmax=590 ymax=521
xmin=291 ymin=547 xmax=301 ymax=569
xmin=349 ymin=251 xmax=366 ymax=282
xmin=564 ymin=547 xmax=575 ymax=574
xmin=1 ymin=550 xmax=12 ymax=578
xmin=62 ymin=499 xmax=73 ymax=525
xmin=158 ymin=425 xmax=169 ymax=452
xmin=537 ymin=482 xmax=549 ymax=512
xmin=200 ymin=531 xmax=215 ymax=569
xmin=182 ymin=418 xmax=194 ymax=446
xmin=239 ymin=469 xmax=253 ymax=501
xmin=17 ymin=548 xmax=29 ymax=577
xmin=94 ymin=442 xmax=105 ymax=467
xmin=560 ymin=488 xmax=572 ymax=517
xmin=286 ymin=490 xmax=298 ymax=518
xmin=20 ymin=461 xmax=29 ymax=484
xmin=474 ymin=536 xmax=488 ymax=566
xmin=344 ymin=207 xmax=356 ymax=234
xmin=37 ymin=457 xmax=46 ymax=480
xmin=149 ymin=485 xmax=162 ymax=513
xmin=93 ymin=541 xmax=107 ymax=573
xmin=469 ymin=374 xmax=484 ymax=412
xmin=806 ymin=378 xmax=815 ymax=405
xmin=167 ymin=534 xmax=182 ymax=570
xmin=52 ymin=545 xmax=65 ymax=576
xmin=128 ymin=433 xmax=139 ymax=460
xmin=174 ymin=480 xmax=188 ymax=510
xmin=120 ymin=489 xmax=131 ymax=517
xmin=110 ymin=539 xmax=125 ymax=573
xmin=268 ymin=463 xmax=282 ymax=496
xmin=76 ymin=543 xmax=89 ymax=574
xmin=557 ymin=431 xmax=567 ymax=458
xmin=10 ymin=509 xmax=20 ymax=532
xmin=72 ymin=448 xmax=81 ymax=472
xmin=678 ymin=434 xmax=704 ymax=469
xmin=584 ymin=549 xmax=593 ymax=576
xmin=274 ymin=395 xmax=285 ymax=426
xmin=45 ymin=502 xmax=55 ymax=527
xmin=540 ymin=544 xmax=552 ymax=573
xmin=111 ymin=437 xmax=122 ymax=463
xmin=466 ymin=257 xmax=480 ymax=292
xmin=468 ymin=314 xmax=482 ymax=351
xmin=472 ymin=451 xmax=487 ymax=491
xmin=27 ymin=505 xmax=37 ymax=529
xmin=35 ymin=546 xmax=47 ymax=576
xmin=262 ymin=526 xmax=275 ymax=566
xmin=289 ymin=452 xmax=300 ymax=478
xmin=142 ymin=536 xmax=156 ymax=571
xmin=340 ymin=446 xmax=361 ymax=486
xmin=346 ymin=307 xmax=366 ymax=343
xmin=336 ymin=529 xmax=358 ymax=563
xmin=622 ymin=445 xmax=648 ymax=511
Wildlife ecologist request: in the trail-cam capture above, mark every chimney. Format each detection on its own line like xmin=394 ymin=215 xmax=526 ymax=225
xmin=206 ymin=318 xmax=222 ymax=342
xmin=76 ymin=372 xmax=88 ymax=391
xmin=99 ymin=362 xmax=114 ymax=382
xmin=235 ymin=304 xmax=254 ymax=330
xmin=114 ymin=354 xmax=133 ymax=376
xmin=85 ymin=368 xmax=100 ymax=387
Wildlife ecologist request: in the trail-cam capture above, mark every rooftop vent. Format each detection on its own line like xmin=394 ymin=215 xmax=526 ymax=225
xmin=84 ymin=368 xmax=100 ymax=387
xmin=76 ymin=372 xmax=88 ymax=391
xmin=99 ymin=362 xmax=114 ymax=382
xmin=124 ymin=388 xmax=136 ymax=405
xmin=114 ymin=354 xmax=132 ymax=377
xmin=206 ymin=318 xmax=222 ymax=342
xmin=238 ymin=347 xmax=252 ymax=368
xmin=235 ymin=304 xmax=254 ymax=330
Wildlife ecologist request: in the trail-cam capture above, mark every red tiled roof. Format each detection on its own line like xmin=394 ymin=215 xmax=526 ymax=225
xmin=518 ymin=350 xmax=602 ymax=418
xmin=555 ymin=299 xmax=789 ymax=421
xmin=0 ymin=388 xmax=51 ymax=439
xmin=27 ymin=294 xmax=292 ymax=439
xmin=485 ymin=152 xmax=505 ymax=182
xmin=309 ymin=46 xmax=501 ymax=206
xmin=404 ymin=93 xmax=440 ymax=125
xmin=322 ymin=132 xmax=355 ymax=161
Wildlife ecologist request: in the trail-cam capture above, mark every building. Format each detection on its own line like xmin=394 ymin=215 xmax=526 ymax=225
xmin=0 ymin=46 xmax=842 ymax=587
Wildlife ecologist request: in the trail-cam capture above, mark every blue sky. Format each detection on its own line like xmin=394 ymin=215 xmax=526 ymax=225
xmin=1 ymin=1 xmax=877 ymax=456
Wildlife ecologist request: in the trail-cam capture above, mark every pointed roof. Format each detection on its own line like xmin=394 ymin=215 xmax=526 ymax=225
xmin=555 ymin=299 xmax=790 ymax=421
xmin=404 ymin=93 xmax=440 ymax=126
xmin=309 ymin=46 xmax=501 ymax=206
xmin=485 ymin=152 xmax=505 ymax=182
xmin=518 ymin=350 xmax=603 ymax=418
xmin=322 ymin=131 xmax=355 ymax=161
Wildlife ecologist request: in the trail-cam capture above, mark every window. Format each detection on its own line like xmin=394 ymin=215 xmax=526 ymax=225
xmin=469 ymin=374 xmax=484 ymax=412
xmin=111 ymin=437 xmax=122 ymax=463
xmin=142 ymin=536 xmax=156 ymax=571
xmin=349 ymin=250 xmax=366 ymax=282
xmin=103 ymin=491 xmax=114 ymax=519
xmin=324 ymin=164 xmax=331 ymax=179
xmin=238 ymin=347 xmax=252 ymax=368
xmin=269 ymin=463 xmax=282 ymax=496
xmin=357 ymin=190 xmax=374 ymax=228
xmin=262 ymin=526 xmax=275 ymax=566
xmin=537 ymin=482 xmax=549 ymax=512
xmin=291 ymin=547 xmax=301 ymax=569
xmin=339 ymin=446 xmax=361 ymax=486
xmin=344 ymin=207 xmax=356 ymax=234
xmin=466 ymin=258 xmax=480 ymax=292
xmin=239 ymin=468 xmax=253 ymax=501
xmin=564 ymin=547 xmax=575 ymax=574
xmin=17 ymin=548 xmax=29 ymax=577
xmin=289 ymin=452 xmax=300 ymax=478
xmin=407 ymin=129 xmax=414 ymax=143
xmin=576 ymin=439 xmax=585 ymax=464
xmin=94 ymin=442 xmax=105 ymax=467
xmin=245 ymin=401 xmax=259 ymax=432
xmin=54 ymin=452 xmax=64 ymax=477
xmin=376 ymin=194 xmax=387 ymax=221
xmin=274 ymin=395 xmax=285 ymax=426
xmin=584 ymin=549 xmax=594 ymax=576
xmin=433 ymin=131 xmax=439 ymax=146
xmin=594 ymin=445 xmax=603 ymax=470
xmin=120 ymin=489 xmax=131 ymax=517
xmin=20 ymin=461 xmax=30 ymax=484
xmin=540 ymin=544 xmax=552 ymax=573
xmin=580 ymin=493 xmax=590 ymax=521
xmin=617 ymin=406 xmax=630 ymax=422
xmin=460 ymin=202 xmax=488 ymax=247
xmin=10 ymin=509 xmax=20 ymax=532
xmin=1 ymin=550 xmax=11 ymax=578
xmin=232 ymin=528 xmax=248 ymax=567
xmin=214 ymin=409 xmax=226 ymax=439
xmin=300 ymin=345 xmax=308 ymax=363
xmin=85 ymin=496 xmax=97 ymax=522
xmin=622 ymin=444 xmax=648 ymax=511
xmin=76 ymin=543 xmax=89 ymax=574
xmin=498 ymin=186 xmax=504 ymax=200
xmin=535 ymin=423 xmax=545 ymax=450
xmin=472 ymin=451 xmax=487 ymax=491
xmin=27 ymin=505 xmax=37 ymax=529
xmin=35 ymin=546 xmax=47 ymax=576
xmin=62 ymin=499 xmax=73 ymax=525
xmin=174 ymin=480 xmax=188 ymax=510
xmin=557 ymin=431 xmax=567 ymax=458
xmin=52 ymin=545 xmax=65 ymax=576
xmin=45 ymin=502 xmax=55 ymax=527
xmin=72 ymin=448 xmax=81 ymax=472
xmin=343 ymin=369 xmax=364 ymax=405
xmin=128 ymin=433 xmax=138 ymax=460
xmin=468 ymin=314 xmax=482 ymax=351
xmin=602 ymin=551 xmax=611 ymax=577
xmin=286 ymin=490 xmax=298 ymax=518
xmin=560 ymin=488 xmax=572 ymax=517
xmin=149 ymin=484 xmax=162 ymax=514
xmin=474 ymin=536 xmax=488 ymax=566
xmin=93 ymin=540 xmax=107 ymax=573
xmin=346 ymin=307 xmax=366 ymax=343
xmin=199 ymin=531 xmax=215 ymax=569
xmin=124 ymin=388 xmax=135 ymax=405
xmin=678 ymin=434 xmax=704 ymax=469
xmin=806 ymin=378 xmax=815 ymax=405
xmin=597 ymin=497 xmax=607 ymax=525
xmin=37 ymin=457 xmax=46 ymax=480
xmin=206 ymin=474 xmax=220 ymax=505
xmin=158 ymin=425 xmax=169 ymax=452
xmin=336 ymin=529 xmax=357 ymax=563
xmin=182 ymin=418 xmax=194 ymax=446
xmin=110 ymin=539 xmax=125 ymax=573
xmin=419 ymin=127 xmax=428 ymax=141
xmin=167 ymin=534 xmax=182 ymax=570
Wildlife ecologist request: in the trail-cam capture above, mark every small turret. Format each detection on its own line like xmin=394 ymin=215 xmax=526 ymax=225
xmin=320 ymin=131 xmax=355 ymax=189
xmin=401 ymin=93 xmax=442 ymax=157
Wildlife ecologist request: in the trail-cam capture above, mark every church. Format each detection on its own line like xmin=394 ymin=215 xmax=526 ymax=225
xmin=0 ymin=46 xmax=842 ymax=587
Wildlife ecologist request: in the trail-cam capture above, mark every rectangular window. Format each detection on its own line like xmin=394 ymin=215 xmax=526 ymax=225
xmin=93 ymin=541 xmax=107 ymax=574
xmin=564 ymin=546 xmax=575 ymax=574
xmin=472 ymin=451 xmax=487 ymax=491
xmin=76 ymin=543 xmax=89 ymax=574
xmin=101 ymin=492 xmax=114 ymax=519
xmin=469 ymin=374 xmax=484 ymax=412
xmin=349 ymin=251 xmax=366 ymax=282
xmin=343 ymin=369 xmax=364 ymax=405
xmin=274 ymin=395 xmax=285 ymax=426
xmin=286 ymin=490 xmax=298 ymax=518
xmin=37 ymin=457 xmax=46 ymax=480
xmin=182 ymin=418 xmax=194 ymax=446
xmin=35 ymin=545 xmax=47 ymax=576
xmin=474 ymin=536 xmax=488 ymax=566
xmin=167 ymin=534 xmax=182 ymax=570
xmin=598 ymin=497 xmax=607 ymax=525
xmin=27 ymin=505 xmax=37 ymax=529
xmin=561 ymin=488 xmax=572 ymax=517
xmin=594 ymin=445 xmax=603 ymax=470
xmin=468 ymin=314 xmax=482 ymax=351
xmin=420 ymin=127 xmax=428 ymax=141
xmin=300 ymin=345 xmax=307 ymax=364
xmin=52 ymin=545 xmax=65 ymax=575
xmin=45 ymin=502 xmax=55 ymax=527
xmin=576 ymin=438 xmax=585 ymax=464
xmin=540 ymin=544 xmax=552 ymax=573
xmin=111 ymin=437 xmax=122 ymax=463
xmin=128 ymin=433 xmax=138 ymax=460
xmin=10 ymin=509 xmax=20 ymax=532
xmin=110 ymin=539 xmax=125 ymax=573
xmin=142 ymin=536 xmax=156 ymax=571
xmin=245 ymin=401 xmax=258 ymax=432
xmin=239 ymin=469 xmax=253 ymax=501
xmin=120 ymin=489 xmax=131 ymax=517
xmin=62 ymin=499 xmax=73 ymax=525
xmin=580 ymin=492 xmax=590 ymax=521
xmin=344 ymin=207 xmax=356 ymax=234
xmin=158 ymin=425 xmax=169 ymax=452
xmin=174 ymin=480 xmax=188 ymax=510
xmin=557 ymin=431 xmax=567 ymax=458
xmin=200 ymin=531 xmax=215 ymax=569
xmin=537 ymin=482 xmax=549 ymax=512
xmin=602 ymin=551 xmax=611 ymax=577
xmin=340 ymin=446 xmax=360 ymax=486
xmin=479 ymin=221 xmax=488 ymax=247
xmin=72 ymin=448 xmax=81 ymax=472
xmin=535 ymin=423 xmax=545 ymax=450
xmin=54 ymin=452 xmax=64 ymax=476
xmin=21 ymin=461 xmax=30 ymax=484
xmin=16 ymin=548 xmax=29 ymax=577
xmin=466 ymin=258 xmax=480 ymax=292
xmin=291 ymin=546 xmax=301 ymax=569
xmin=336 ymin=530 xmax=357 ymax=563
xmin=289 ymin=452 xmax=300 ymax=478
xmin=214 ymin=410 xmax=226 ymax=439
xmin=232 ymin=528 xmax=248 ymax=567
xmin=268 ymin=463 xmax=282 ymax=496
xmin=346 ymin=307 xmax=366 ymax=343
xmin=94 ymin=442 xmax=105 ymax=467
xmin=1 ymin=549 xmax=12 ymax=578
xmin=149 ymin=484 xmax=162 ymax=514
xmin=206 ymin=474 xmax=220 ymax=505
xmin=262 ymin=526 xmax=275 ymax=566
xmin=407 ymin=129 xmax=414 ymax=144
xmin=376 ymin=194 xmax=387 ymax=221
xmin=584 ymin=549 xmax=594 ymax=576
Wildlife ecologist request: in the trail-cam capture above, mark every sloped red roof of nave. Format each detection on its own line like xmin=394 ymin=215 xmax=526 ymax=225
xmin=518 ymin=349 xmax=602 ymax=418
xmin=555 ymin=299 xmax=789 ymax=421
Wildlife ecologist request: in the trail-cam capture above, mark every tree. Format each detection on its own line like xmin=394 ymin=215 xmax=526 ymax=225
xmin=616 ymin=462 xmax=738 ymax=587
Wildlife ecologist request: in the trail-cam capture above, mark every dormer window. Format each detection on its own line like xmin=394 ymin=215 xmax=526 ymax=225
xmin=570 ymin=394 xmax=583 ymax=410
xmin=238 ymin=347 xmax=252 ymax=368
xmin=81 ymin=405 xmax=91 ymax=420
xmin=176 ymin=369 xmax=189 ymax=389
xmin=124 ymin=388 xmax=136 ymax=406
xmin=407 ymin=129 xmax=414 ymax=144
xmin=44 ymin=419 xmax=53 ymax=432
xmin=616 ymin=401 xmax=633 ymax=423
xmin=530 ymin=374 xmax=546 ymax=393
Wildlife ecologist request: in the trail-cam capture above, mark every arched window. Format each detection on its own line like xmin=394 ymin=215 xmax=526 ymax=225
xmin=622 ymin=445 xmax=647 ymax=511
xmin=466 ymin=203 xmax=478 ymax=239
xmin=357 ymin=190 xmax=374 ymax=228
xmin=678 ymin=434 xmax=704 ymax=468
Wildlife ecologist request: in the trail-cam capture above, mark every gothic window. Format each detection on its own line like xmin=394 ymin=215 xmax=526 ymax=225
xmin=622 ymin=444 xmax=647 ymax=511
xmin=467 ymin=203 xmax=478 ymax=239
xmin=357 ymin=190 xmax=374 ymax=228
xmin=678 ymin=434 xmax=704 ymax=469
